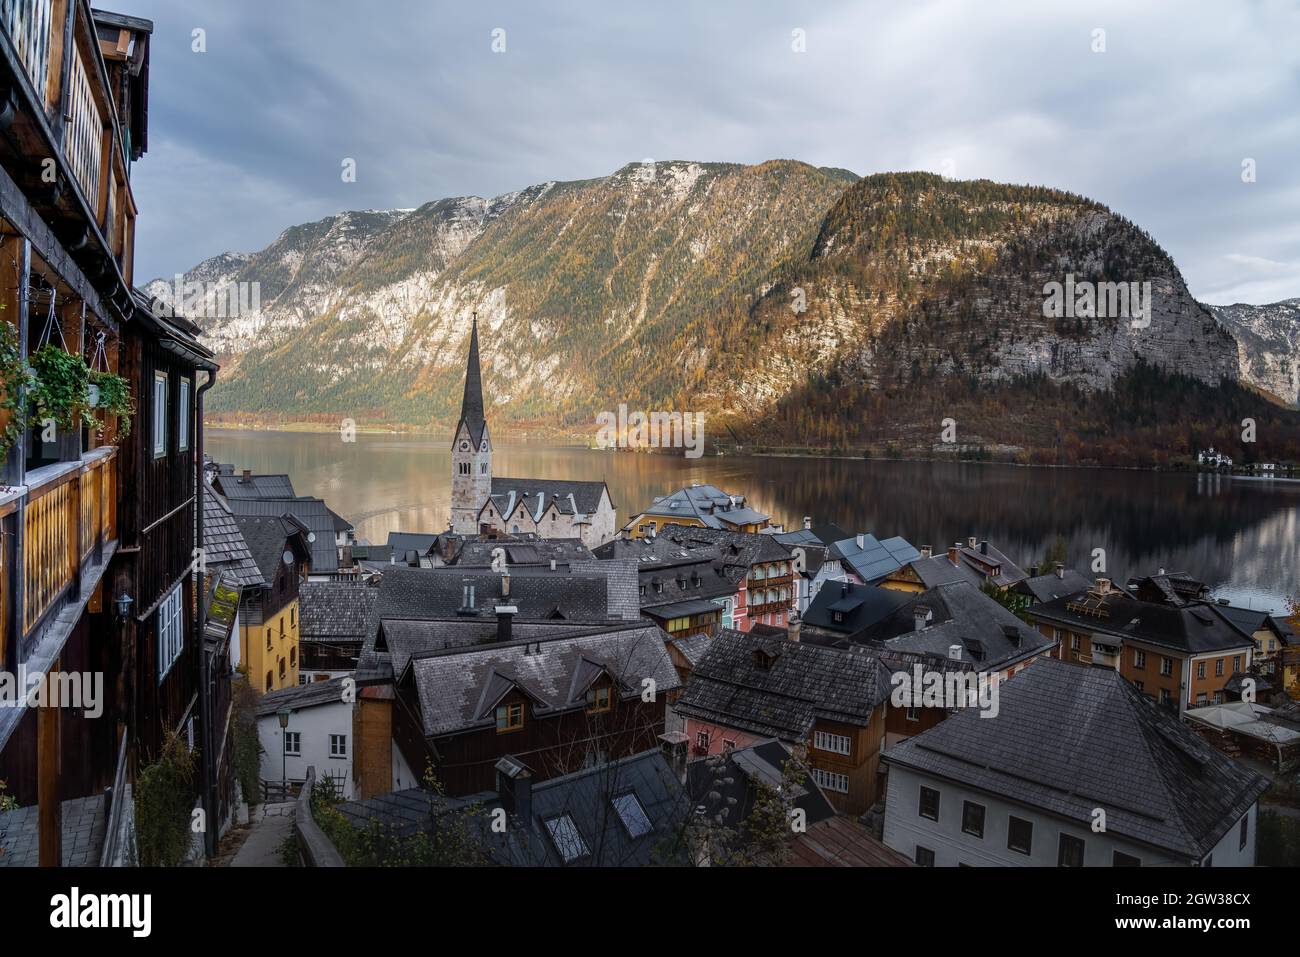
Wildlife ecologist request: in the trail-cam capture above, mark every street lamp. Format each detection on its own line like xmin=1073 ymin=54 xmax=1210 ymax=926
xmin=114 ymin=592 xmax=134 ymax=622
xmin=277 ymin=708 xmax=292 ymax=798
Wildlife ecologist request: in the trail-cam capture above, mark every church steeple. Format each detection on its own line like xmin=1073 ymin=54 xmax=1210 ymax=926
xmin=456 ymin=312 xmax=487 ymax=447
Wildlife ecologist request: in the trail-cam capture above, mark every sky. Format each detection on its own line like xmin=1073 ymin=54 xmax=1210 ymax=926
xmin=127 ymin=0 xmax=1300 ymax=305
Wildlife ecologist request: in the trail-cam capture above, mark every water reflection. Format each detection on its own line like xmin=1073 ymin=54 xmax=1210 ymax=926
xmin=206 ymin=430 xmax=1299 ymax=614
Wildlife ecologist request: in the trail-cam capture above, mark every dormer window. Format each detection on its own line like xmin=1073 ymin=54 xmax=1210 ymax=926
xmin=586 ymin=686 xmax=612 ymax=714
xmin=496 ymin=702 xmax=524 ymax=733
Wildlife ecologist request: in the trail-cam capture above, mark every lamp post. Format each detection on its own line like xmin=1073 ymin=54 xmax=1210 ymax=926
xmin=277 ymin=708 xmax=292 ymax=798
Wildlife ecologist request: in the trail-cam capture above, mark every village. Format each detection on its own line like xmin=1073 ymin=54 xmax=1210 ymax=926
xmin=0 ymin=3 xmax=1295 ymax=879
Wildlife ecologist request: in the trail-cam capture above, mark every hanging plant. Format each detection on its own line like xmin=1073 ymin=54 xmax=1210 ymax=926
xmin=28 ymin=342 xmax=93 ymax=433
xmin=0 ymin=317 xmax=31 ymax=458
xmin=88 ymin=369 xmax=134 ymax=438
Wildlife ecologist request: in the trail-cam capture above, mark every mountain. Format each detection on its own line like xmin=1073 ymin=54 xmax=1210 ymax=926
xmin=1206 ymin=299 xmax=1300 ymax=408
xmin=147 ymin=161 xmax=1299 ymax=464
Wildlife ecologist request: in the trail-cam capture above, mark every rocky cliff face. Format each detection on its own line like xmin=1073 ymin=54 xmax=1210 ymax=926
xmin=1208 ymin=299 xmax=1300 ymax=408
xmin=147 ymin=163 xmax=1259 ymax=435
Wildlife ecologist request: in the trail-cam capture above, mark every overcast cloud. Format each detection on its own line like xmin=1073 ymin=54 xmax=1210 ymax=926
xmin=128 ymin=0 xmax=1300 ymax=305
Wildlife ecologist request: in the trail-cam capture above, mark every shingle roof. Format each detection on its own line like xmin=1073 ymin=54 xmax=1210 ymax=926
xmin=337 ymin=749 xmax=688 ymax=866
xmin=453 ymin=538 xmax=595 ymax=568
xmin=632 ymin=484 xmax=768 ymax=530
xmin=488 ymin=477 xmax=610 ymax=520
xmin=1029 ymin=585 xmax=1255 ymax=656
xmin=785 ymin=816 xmax=914 ymax=867
xmin=370 ymin=566 xmax=616 ymax=624
xmin=202 ymin=490 xmax=265 ymax=588
xmin=299 ymin=581 xmax=379 ymax=641
xmin=254 ymin=676 xmax=350 ymax=716
xmin=217 ymin=472 xmax=297 ymax=500
xmin=773 ymin=524 xmax=853 ymax=548
xmin=403 ymin=623 xmax=681 ymax=737
xmin=674 ymin=629 xmax=894 ymax=741
xmin=376 ymin=619 xmax=617 ymax=678
xmin=227 ymin=496 xmax=344 ymax=572
xmin=802 ymin=580 xmax=912 ymax=636
xmin=686 ymin=738 xmax=835 ymax=830
xmin=231 ymin=512 xmax=311 ymax=584
xmin=1016 ymin=568 xmax=1093 ymax=603
xmin=882 ymin=657 xmax=1271 ymax=861
xmin=658 ymin=524 xmax=791 ymax=566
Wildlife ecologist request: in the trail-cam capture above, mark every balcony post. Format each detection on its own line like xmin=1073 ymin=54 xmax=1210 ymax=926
xmin=37 ymin=662 xmax=62 ymax=866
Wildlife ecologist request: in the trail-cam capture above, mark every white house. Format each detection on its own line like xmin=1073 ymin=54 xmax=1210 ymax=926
xmin=881 ymin=658 xmax=1268 ymax=867
xmin=255 ymin=678 xmax=355 ymax=799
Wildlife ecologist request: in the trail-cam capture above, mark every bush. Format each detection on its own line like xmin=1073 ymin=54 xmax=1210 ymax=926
xmin=230 ymin=674 xmax=262 ymax=807
xmin=135 ymin=732 xmax=197 ymax=866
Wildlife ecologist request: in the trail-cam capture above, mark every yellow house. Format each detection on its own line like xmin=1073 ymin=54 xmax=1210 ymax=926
xmin=624 ymin=484 xmax=769 ymax=539
xmin=229 ymin=513 xmax=314 ymax=693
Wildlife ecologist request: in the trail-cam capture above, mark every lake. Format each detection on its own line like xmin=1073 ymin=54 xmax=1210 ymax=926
xmin=206 ymin=428 xmax=1299 ymax=615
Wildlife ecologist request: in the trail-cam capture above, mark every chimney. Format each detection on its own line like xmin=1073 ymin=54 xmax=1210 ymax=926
xmin=840 ymin=580 xmax=849 ymax=598
xmin=979 ymin=540 xmax=988 ymax=556
xmin=802 ymin=516 xmax=812 ymax=530
xmin=913 ymin=604 xmax=932 ymax=632
xmin=855 ymin=533 xmax=865 ymax=549
xmin=549 ymin=559 xmax=556 ymax=571
xmin=920 ymin=545 xmax=933 ymax=559
xmin=948 ymin=644 xmax=963 ymax=661
xmin=495 ymin=756 xmax=533 ymax=830
xmin=1095 ymin=577 xmax=1111 ymax=595
xmin=1030 ymin=563 xmax=1040 ymax=577
xmin=1054 ymin=562 xmax=1064 ymax=579
xmin=788 ymin=613 xmax=802 ymax=643
xmin=495 ymin=603 xmax=518 ymax=642
xmin=658 ymin=732 xmax=689 ymax=782
xmin=948 ymin=543 xmax=961 ymax=567
xmin=967 ymin=536 xmax=978 ymax=549
xmin=501 ymin=572 xmax=511 ymax=597
xmin=240 ymin=468 xmax=251 ymax=484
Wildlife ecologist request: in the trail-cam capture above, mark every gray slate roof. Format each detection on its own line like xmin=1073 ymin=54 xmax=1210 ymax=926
xmin=216 ymin=472 xmax=296 ymax=500
xmin=1015 ymin=568 xmax=1093 ymax=603
xmin=300 ymin=581 xmax=379 ymax=641
xmin=488 ymin=477 xmax=611 ymax=520
xmin=202 ymin=490 xmax=265 ymax=588
xmin=403 ymin=623 xmax=681 ymax=737
xmin=876 ymin=582 xmax=1054 ymax=669
xmin=882 ymin=657 xmax=1271 ymax=861
xmin=452 ymin=538 xmax=595 ymax=568
xmin=831 ymin=533 xmax=922 ymax=583
xmin=255 ymin=677 xmax=351 ymax=717
xmin=674 ymin=629 xmax=894 ymax=741
xmin=633 ymin=483 xmax=768 ymax=529
xmin=232 ymin=512 xmax=312 ymax=584
xmin=228 ymin=496 xmax=345 ymax=572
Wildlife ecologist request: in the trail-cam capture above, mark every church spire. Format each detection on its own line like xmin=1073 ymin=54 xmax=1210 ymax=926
xmin=456 ymin=312 xmax=486 ymax=445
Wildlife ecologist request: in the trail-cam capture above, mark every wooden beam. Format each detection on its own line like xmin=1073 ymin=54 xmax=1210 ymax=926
xmin=37 ymin=665 xmax=62 ymax=866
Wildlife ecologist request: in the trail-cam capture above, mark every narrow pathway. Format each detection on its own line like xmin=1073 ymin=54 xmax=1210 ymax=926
xmin=226 ymin=802 xmax=297 ymax=867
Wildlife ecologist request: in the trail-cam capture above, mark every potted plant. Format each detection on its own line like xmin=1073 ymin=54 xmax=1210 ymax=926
xmin=88 ymin=368 xmax=134 ymax=438
xmin=0 ymin=318 xmax=30 ymax=458
xmin=27 ymin=342 xmax=93 ymax=434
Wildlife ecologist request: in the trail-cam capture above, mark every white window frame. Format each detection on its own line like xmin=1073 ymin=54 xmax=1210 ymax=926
xmin=813 ymin=730 xmax=851 ymax=756
xmin=157 ymin=582 xmax=184 ymax=682
xmin=811 ymin=767 xmax=849 ymax=794
xmin=152 ymin=372 xmax=167 ymax=458
xmin=329 ymin=734 xmax=347 ymax=758
xmin=177 ymin=378 xmax=191 ymax=452
xmin=283 ymin=731 xmax=301 ymax=756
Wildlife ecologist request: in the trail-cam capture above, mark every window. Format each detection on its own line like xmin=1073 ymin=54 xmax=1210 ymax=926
xmin=612 ymin=792 xmax=653 ymax=838
xmin=1007 ymin=816 xmax=1033 ymax=855
xmin=811 ymin=768 xmax=849 ymax=793
xmin=915 ymin=845 xmax=935 ymax=867
xmin=544 ymin=814 xmax=589 ymax=862
xmin=265 ymin=671 xmax=273 ymax=691
xmin=1071 ymin=635 xmax=1080 ymax=651
xmin=1133 ymin=649 xmax=1146 ymax=669
xmin=152 ymin=372 xmax=167 ymax=457
xmin=1215 ymin=658 xmax=1224 ymax=677
xmin=906 ymin=706 xmax=920 ymax=722
xmin=1113 ymin=850 xmax=1141 ymax=867
xmin=496 ymin=702 xmax=524 ymax=733
xmin=291 ymin=607 xmax=295 ymax=627
xmin=695 ymin=730 xmax=710 ymax=751
xmin=157 ymin=584 xmax=184 ymax=681
xmin=1161 ymin=688 xmax=1172 ymax=705
xmin=918 ymin=786 xmax=940 ymax=820
xmin=278 ymin=658 xmax=286 ymax=678
xmin=284 ymin=732 xmax=301 ymax=756
xmin=1233 ymin=656 xmax=1242 ymax=673
xmin=961 ymin=801 xmax=985 ymax=838
xmin=1239 ymin=814 xmax=1249 ymax=851
xmin=585 ymin=685 xmax=611 ymax=714
xmin=1196 ymin=692 xmax=1208 ymax=705
xmin=813 ymin=730 xmax=851 ymax=756
xmin=722 ymin=739 xmax=735 ymax=752
xmin=1197 ymin=661 xmax=1206 ymax=679
xmin=1160 ymin=657 xmax=1172 ymax=677
xmin=266 ymin=629 xmax=272 ymax=650
xmin=1058 ymin=833 xmax=1085 ymax=867
xmin=178 ymin=378 xmax=191 ymax=451
xmin=329 ymin=734 xmax=347 ymax=758
xmin=289 ymin=647 xmax=296 ymax=667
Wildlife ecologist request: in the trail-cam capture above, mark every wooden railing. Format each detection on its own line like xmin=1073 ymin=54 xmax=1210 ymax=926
xmin=64 ymin=44 xmax=103 ymax=204
xmin=1 ymin=0 xmax=54 ymax=99
xmin=22 ymin=449 xmax=115 ymax=635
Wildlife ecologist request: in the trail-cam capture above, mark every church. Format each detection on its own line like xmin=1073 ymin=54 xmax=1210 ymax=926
xmin=449 ymin=317 xmax=618 ymax=547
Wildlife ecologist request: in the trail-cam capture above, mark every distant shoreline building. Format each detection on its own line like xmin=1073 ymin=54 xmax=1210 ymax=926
xmin=448 ymin=317 xmax=616 ymax=546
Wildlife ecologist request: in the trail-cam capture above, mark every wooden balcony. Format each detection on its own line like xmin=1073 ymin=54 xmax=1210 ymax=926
xmin=1 ymin=0 xmax=54 ymax=99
